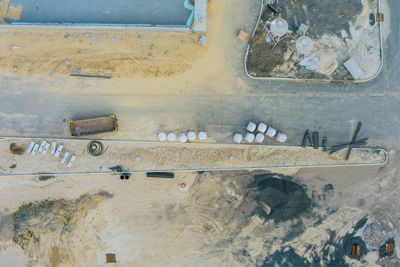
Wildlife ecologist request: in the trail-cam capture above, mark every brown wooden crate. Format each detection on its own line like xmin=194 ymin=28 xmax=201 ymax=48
xmin=352 ymin=244 xmax=360 ymax=255
xmin=386 ymin=243 xmax=394 ymax=253
xmin=106 ymin=253 xmax=116 ymax=263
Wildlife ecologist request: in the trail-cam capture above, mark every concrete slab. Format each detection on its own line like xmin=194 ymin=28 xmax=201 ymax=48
xmin=194 ymin=0 xmax=207 ymax=32
xmin=7 ymin=0 xmax=192 ymax=26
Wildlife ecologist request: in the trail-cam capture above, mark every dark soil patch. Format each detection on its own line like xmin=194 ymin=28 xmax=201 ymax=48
xmin=246 ymin=0 xmax=364 ymax=79
xmin=272 ymin=0 xmax=363 ymax=39
xmin=262 ymin=246 xmax=315 ymax=267
xmin=249 ymin=173 xmax=312 ymax=222
xmin=246 ymin=24 xmax=290 ymax=77
xmin=379 ymin=237 xmax=395 ymax=258
xmin=322 ymin=217 xmax=369 ymax=266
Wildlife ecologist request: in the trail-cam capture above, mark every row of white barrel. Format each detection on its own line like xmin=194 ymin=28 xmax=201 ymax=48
xmin=233 ymin=122 xmax=287 ymax=144
xmin=26 ymin=140 xmax=76 ymax=168
xmin=157 ymin=131 xmax=208 ymax=143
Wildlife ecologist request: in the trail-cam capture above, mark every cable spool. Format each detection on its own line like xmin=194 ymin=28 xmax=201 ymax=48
xmin=87 ymin=141 xmax=104 ymax=156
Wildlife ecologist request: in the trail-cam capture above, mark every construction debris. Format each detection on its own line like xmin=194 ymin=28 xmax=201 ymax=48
xmin=9 ymin=143 xmax=25 ymax=155
xmin=60 ymin=151 xmax=70 ymax=164
xmin=198 ymin=35 xmax=207 ymax=45
xmin=237 ymin=30 xmax=249 ymax=41
xmin=147 ymin=172 xmax=174 ymax=179
xmin=178 ymin=182 xmax=189 ymax=192
xmin=376 ymin=13 xmax=384 ymax=23
xmin=345 ymin=121 xmax=363 ymax=160
xmin=322 ymin=137 xmax=328 ymax=151
xmin=55 ymin=145 xmax=63 ymax=157
xmin=120 ymin=173 xmax=131 ymax=180
xmin=70 ymin=73 xmax=112 ymax=79
xmin=106 ymin=253 xmax=116 ymax=263
xmin=302 ymin=130 xmax=313 ymax=148
xmin=87 ymin=141 xmax=105 ymax=156
xmin=344 ymin=58 xmax=365 ymax=80
xmin=312 ymin=132 xmax=319 ymax=149
xmin=299 ymin=54 xmax=320 ymax=71
xmin=246 ymin=0 xmax=382 ymax=80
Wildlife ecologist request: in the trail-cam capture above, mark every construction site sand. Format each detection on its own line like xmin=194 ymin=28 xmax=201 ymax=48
xmin=0 ymin=1 xmax=224 ymax=80
xmin=0 ymin=139 xmax=387 ymax=175
xmin=0 ymin=159 xmax=397 ymax=266
xmin=0 ymin=0 xmax=396 ymax=266
xmin=0 ymin=0 xmax=22 ymax=23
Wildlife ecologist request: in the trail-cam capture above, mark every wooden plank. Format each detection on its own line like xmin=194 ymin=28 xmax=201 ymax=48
xmin=194 ymin=0 xmax=207 ymax=32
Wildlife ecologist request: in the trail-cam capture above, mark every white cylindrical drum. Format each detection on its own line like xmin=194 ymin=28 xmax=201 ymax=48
xmin=233 ymin=133 xmax=243 ymax=144
xmin=167 ymin=133 xmax=176 ymax=141
xmin=247 ymin=122 xmax=257 ymax=132
xmin=198 ymin=132 xmax=207 ymax=140
xmin=245 ymin=133 xmax=255 ymax=143
xmin=276 ymin=133 xmax=287 ymax=143
xmin=255 ymin=133 xmax=265 ymax=143
xmin=158 ymin=132 xmax=167 ymax=141
xmin=266 ymin=127 xmax=277 ymax=138
xmin=257 ymin=123 xmax=267 ymax=133
xmin=187 ymin=131 xmax=196 ymax=141
xmin=178 ymin=133 xmax=188 ymax=143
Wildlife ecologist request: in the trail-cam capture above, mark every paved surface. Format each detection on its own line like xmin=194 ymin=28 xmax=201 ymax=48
xmin=9 ymin=0 xmax=191 ymax=25
xmin=0 ymin=0 xmax=398 ymax=149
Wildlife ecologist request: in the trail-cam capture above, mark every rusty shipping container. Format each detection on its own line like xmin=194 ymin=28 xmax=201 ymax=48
xmin=69 ymin=115 xmax=118 ymax=137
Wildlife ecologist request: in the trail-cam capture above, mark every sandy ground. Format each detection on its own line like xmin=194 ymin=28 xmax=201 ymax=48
xmin=0 ymin=138 xmax=387 ymax=175
xmin=0 ymin=156 xmax=398 ymax=266
xmin=0 ymin=0 xmax=398 ymax=266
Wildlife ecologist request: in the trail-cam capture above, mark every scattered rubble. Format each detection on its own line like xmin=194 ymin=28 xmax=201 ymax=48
xmin=246 ymin=0 xmax=382 ymax=81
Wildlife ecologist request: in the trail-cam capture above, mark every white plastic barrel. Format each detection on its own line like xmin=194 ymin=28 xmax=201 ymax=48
xmin=266 ymin=127 xmax=277 ymax=138
xmin=255 ymin=133 xmax=265 ymax=143
xmin=233 ymin=133 xmax=243 ymax=144
xmin=178 ymin=133 xmax=188 ymax=143
xmin=158 ymin=132 xmax=167 ymax=141
xmin=247 ymin=122 xmax=257 ymax=132
xmin=198 ymin=132 xmax=207 ymax=140
xmin=188 ymin=131 xmax=196 ymax=141
xmin=258 ymin=123 xmax=267 ymax=133
xmin=167 ymin=133 xmax=177 ymax=141
xmin=245 ymin=133 xmax=255 ymax=143
xmin=276 ymin=133 xmax=287 ymax=143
